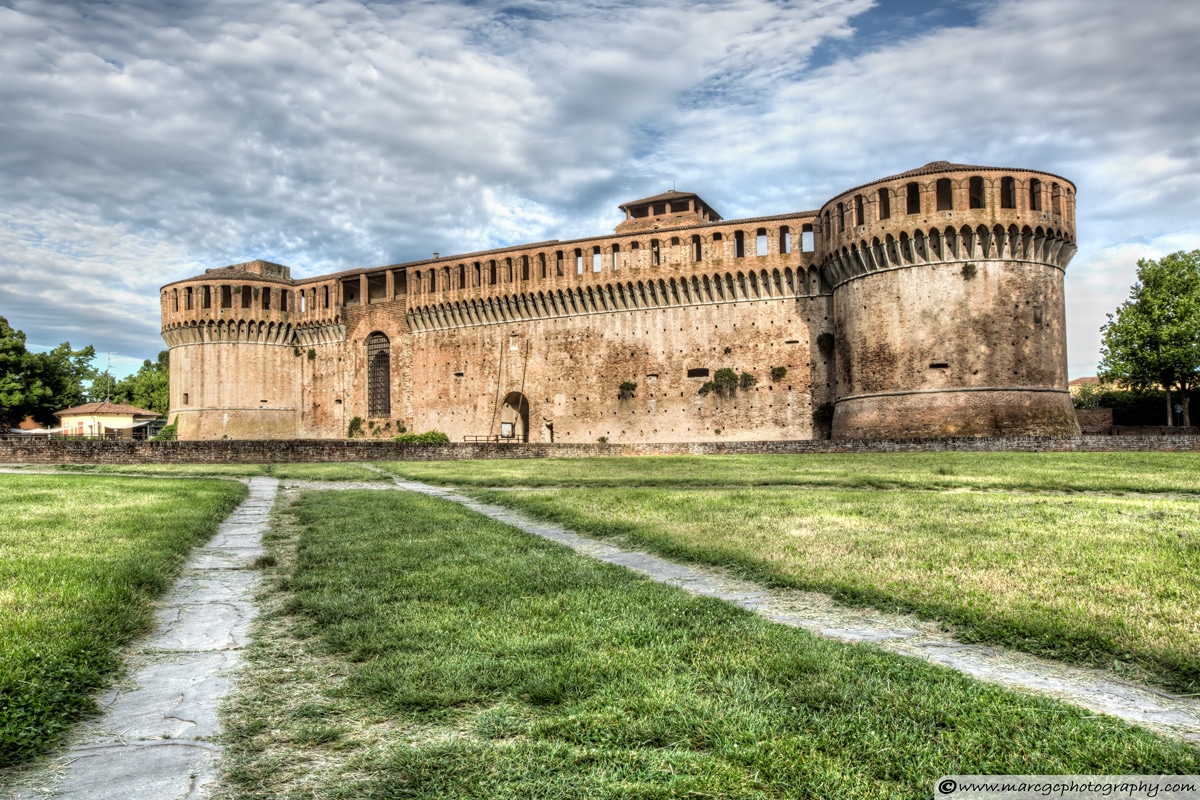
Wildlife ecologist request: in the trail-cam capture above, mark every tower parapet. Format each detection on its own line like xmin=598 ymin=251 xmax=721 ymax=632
xmin=815 ymin=162 xmax=1079 ymax=438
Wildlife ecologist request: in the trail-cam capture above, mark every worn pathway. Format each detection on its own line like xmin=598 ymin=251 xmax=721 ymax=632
xmin=15 ymin=477 xmax=278 ymax=800
xmin=379 ymin=475 xmax=1200 ymax=745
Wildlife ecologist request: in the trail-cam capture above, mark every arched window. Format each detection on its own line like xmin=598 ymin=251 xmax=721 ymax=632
xmin=555 ymin=251 xmax=564 ymax=277
xmin=936 ymin=178 xmax=952 ymax=211
xmin=172 ymin=289 xmax=179 ymax=312
xmin=538 ymin=253 xmax=546 ymax=279
xmin=835 ymin=203 xmax=845 ymax=234
xmin=756 ymin=228 xmax=768 ymax=256
xmin=692 ymin=234 xmax=702 ymax=261
xmin=323 ymin=286 xmax=330 ymax=308
xmin=735 ymin=230 xmax=746 ymax=258
xmin=592 ymin=246 xmax=602 ymax=273
xmin=521 ymin=256 xmax=529 ymax=281
xmin=801 ymin=223 xmax=814 ymax=252
xmin=458 ymin=264 xmax=466 ymax=288
xmin=242 ymin=285 xmax=252 ymax=309
xmin=505 ymin=258 xmax=513 ymax=282
xmin=202 ymin=286 xmax=212 ymax=309
xmin=489 ymin=260 xmax=497 ymax=285
xmin=906 ymin=182 xmax=920 ymax=214
xmin=854 ymin=195 xmax=864 ymax=226
xmin=366 ymin=332 xmax=390 ymax=418
xmin=1001 ymin=176 xmax=1016 ymax=209
xmin=877 ymin=188 xmax=890 ymax=220
xmin=1029 ymin=178 xmax=1043 ymax=211
xmin=574 ymin=248 xmax=583 ymax=274
xmin=429 ymin=269 xmax=436 ymax=292
xmin=1051 ymin=183 xmax=1062 ymax=215
xmin=474 ymin=262 xmax=482 ymax=286
xmin=650 ymin=239 xmax=661 ymax=266
xmin=611 ymin=244 xmax=620 ymax=271
xmin=969 ymin=176 xmax=985 ymax=209
xmin=778 ymin=226 xmax=790 ymax=254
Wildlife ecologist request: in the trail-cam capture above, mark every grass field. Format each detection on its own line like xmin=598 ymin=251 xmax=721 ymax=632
xmin=0 ymin=474 xmax=247 ymax=768
xmin=50 ymin=463 xmax=387 ymax=481
xmin=380 ymin=451 xmax=1200 ymax=493
xmin=219 ymin=489 xmax=1199 ymax=800
xmin=377 ymin=453 xmax=1200 ymax=692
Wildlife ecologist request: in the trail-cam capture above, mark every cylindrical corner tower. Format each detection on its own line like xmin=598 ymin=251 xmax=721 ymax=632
xmin=816 ymin=161 xmax=1080 ymax=439
xmin=160 ymin=260 xmax=305 ymax=440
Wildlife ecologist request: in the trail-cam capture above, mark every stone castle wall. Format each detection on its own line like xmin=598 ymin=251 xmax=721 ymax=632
xmin=3 ymin=435 xmax=1198 ymax=466
xmin=158 ymin=162 xmax=1079 ymax=442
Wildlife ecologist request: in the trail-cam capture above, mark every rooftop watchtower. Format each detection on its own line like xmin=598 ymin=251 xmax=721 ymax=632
xmin=615 ymin=190 xmax=721 ymax=234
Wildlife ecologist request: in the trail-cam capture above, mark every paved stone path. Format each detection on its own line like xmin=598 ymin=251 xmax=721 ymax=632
xmin=16 ymin=477 xmax=278 ymax=800
xmin=384 ymin=476 xmax=1200 ymax=745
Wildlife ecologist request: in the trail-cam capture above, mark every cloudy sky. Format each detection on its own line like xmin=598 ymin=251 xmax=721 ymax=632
xmin=1 ymin=0 xmax=1197 ymax=379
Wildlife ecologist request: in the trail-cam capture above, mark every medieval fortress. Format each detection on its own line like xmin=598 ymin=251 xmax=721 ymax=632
xmin=160 ymin=161 xmax=1080 ymax=442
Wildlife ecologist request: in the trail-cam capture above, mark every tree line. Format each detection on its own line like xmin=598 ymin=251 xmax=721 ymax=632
xmin=0 ymin=315 xmax=168 ymax=430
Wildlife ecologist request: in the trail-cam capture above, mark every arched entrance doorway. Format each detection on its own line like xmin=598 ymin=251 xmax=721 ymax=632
xmin=366 ymin=332 xmax=390 ymax=418
xmin=499 ymin=392 xmax=529 ymax=442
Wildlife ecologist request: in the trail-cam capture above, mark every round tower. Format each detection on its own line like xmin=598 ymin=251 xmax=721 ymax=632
xmin=159 ymin=260 xmax=305 ymax=439
xmin=816 ymin=162 xmax=1080 ymax=439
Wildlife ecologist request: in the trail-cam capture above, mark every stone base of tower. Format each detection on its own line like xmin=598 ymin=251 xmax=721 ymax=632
xmin=832 ymin=388 xmax=1080 ymax=440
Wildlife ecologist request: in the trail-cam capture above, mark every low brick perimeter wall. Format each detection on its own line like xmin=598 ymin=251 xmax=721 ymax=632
xmin=2 ymin=434 xmax=1199 ymax=465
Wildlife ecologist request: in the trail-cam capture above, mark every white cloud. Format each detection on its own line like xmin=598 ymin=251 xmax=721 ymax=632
xmin=0 ymin=0 xmax=1198 ymax=382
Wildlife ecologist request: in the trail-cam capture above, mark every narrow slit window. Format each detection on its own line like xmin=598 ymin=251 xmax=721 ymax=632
xmin=651 ymin=239 xmax=661 ymax=266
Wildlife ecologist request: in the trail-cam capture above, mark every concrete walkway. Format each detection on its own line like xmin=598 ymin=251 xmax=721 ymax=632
xmin=16 ymin=477 xmax=278 ymax=800
xmin=386 ymin=476 xmax=1200 ymax=745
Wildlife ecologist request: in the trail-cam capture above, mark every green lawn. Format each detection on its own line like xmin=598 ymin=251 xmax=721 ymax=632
xmin=468 ymin=486 xmax=1200 ymax=692
xmin=220 ymin=490 xmax=1199 ymax=800
xmin=376 ymin=453 xmax=1200 ymax=692
xmin=52 ymin=463 xmax=387 ymax=481
xmin=0 ymin=474 xmax=247 ymax=767
xmin=379 ymin=451 xmax=1200 ymax=493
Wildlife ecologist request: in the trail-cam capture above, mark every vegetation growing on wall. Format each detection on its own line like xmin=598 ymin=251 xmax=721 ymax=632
xmin=770 ymin=366 xmax=787 ymax=382
xmin=394 ymin=430 xmax=450 ymax=443
xmin=347 ymin=416 xmax=364 ymax=438
xmin=618 ymin=381 xmax=637 ymax=399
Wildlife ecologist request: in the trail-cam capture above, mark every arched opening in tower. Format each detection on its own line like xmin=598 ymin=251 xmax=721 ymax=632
xmin=366 ymin=332 xmax=391 ymax=418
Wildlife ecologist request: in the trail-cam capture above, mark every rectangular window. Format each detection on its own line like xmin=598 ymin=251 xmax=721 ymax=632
xmin=280 ymin=290 xmax=289 ymax=312
xmin=241 ymin=285 xmax=251 ymax=309
xmin=220 ymin=285 xmax=232 ymax=308
xmin=756 ymin=230 xmax=768 ymax=256
xmin=183 ymin=392 xmax=189 ymax=405
xmin=906 ymin=183 xmax=921 ymax=215
xmin=592 ymin=247 xmax=602 ymax=273
xmin=779 ymin=227 xmax=791 ymax=254
xmin=185 ymin=288 xmax=192 ymax=310
xmin=801 ymin=225 xmax=815 ymax=253
xmin=202 ymin=286 xmax=211 ymax=309
xmin=263 ymin=287 xmax=272 ymax=309
xmin=575 ymin=249 xmax=583 ymax=275
xmin=878 ymin=188 xmax=891 ymax=220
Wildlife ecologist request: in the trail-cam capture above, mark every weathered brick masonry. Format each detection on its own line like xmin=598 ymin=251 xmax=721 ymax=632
xmin=160 ymin=162 xmax=1079 ymax=443
xmin=3 ymin=435 xmax=1198 ymax=466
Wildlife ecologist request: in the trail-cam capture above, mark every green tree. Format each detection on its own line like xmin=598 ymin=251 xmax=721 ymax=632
xmin=109 ymin=351 xmax=169 ymax=415
xmin=0 ymin=317 xmax=97 ymax=427
xmin=1098 ymin=250 xmax=1200 ymax=427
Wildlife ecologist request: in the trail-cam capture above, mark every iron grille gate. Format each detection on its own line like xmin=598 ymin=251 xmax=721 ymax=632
xmin=366 ymin=332 xmax=390 ymax=418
